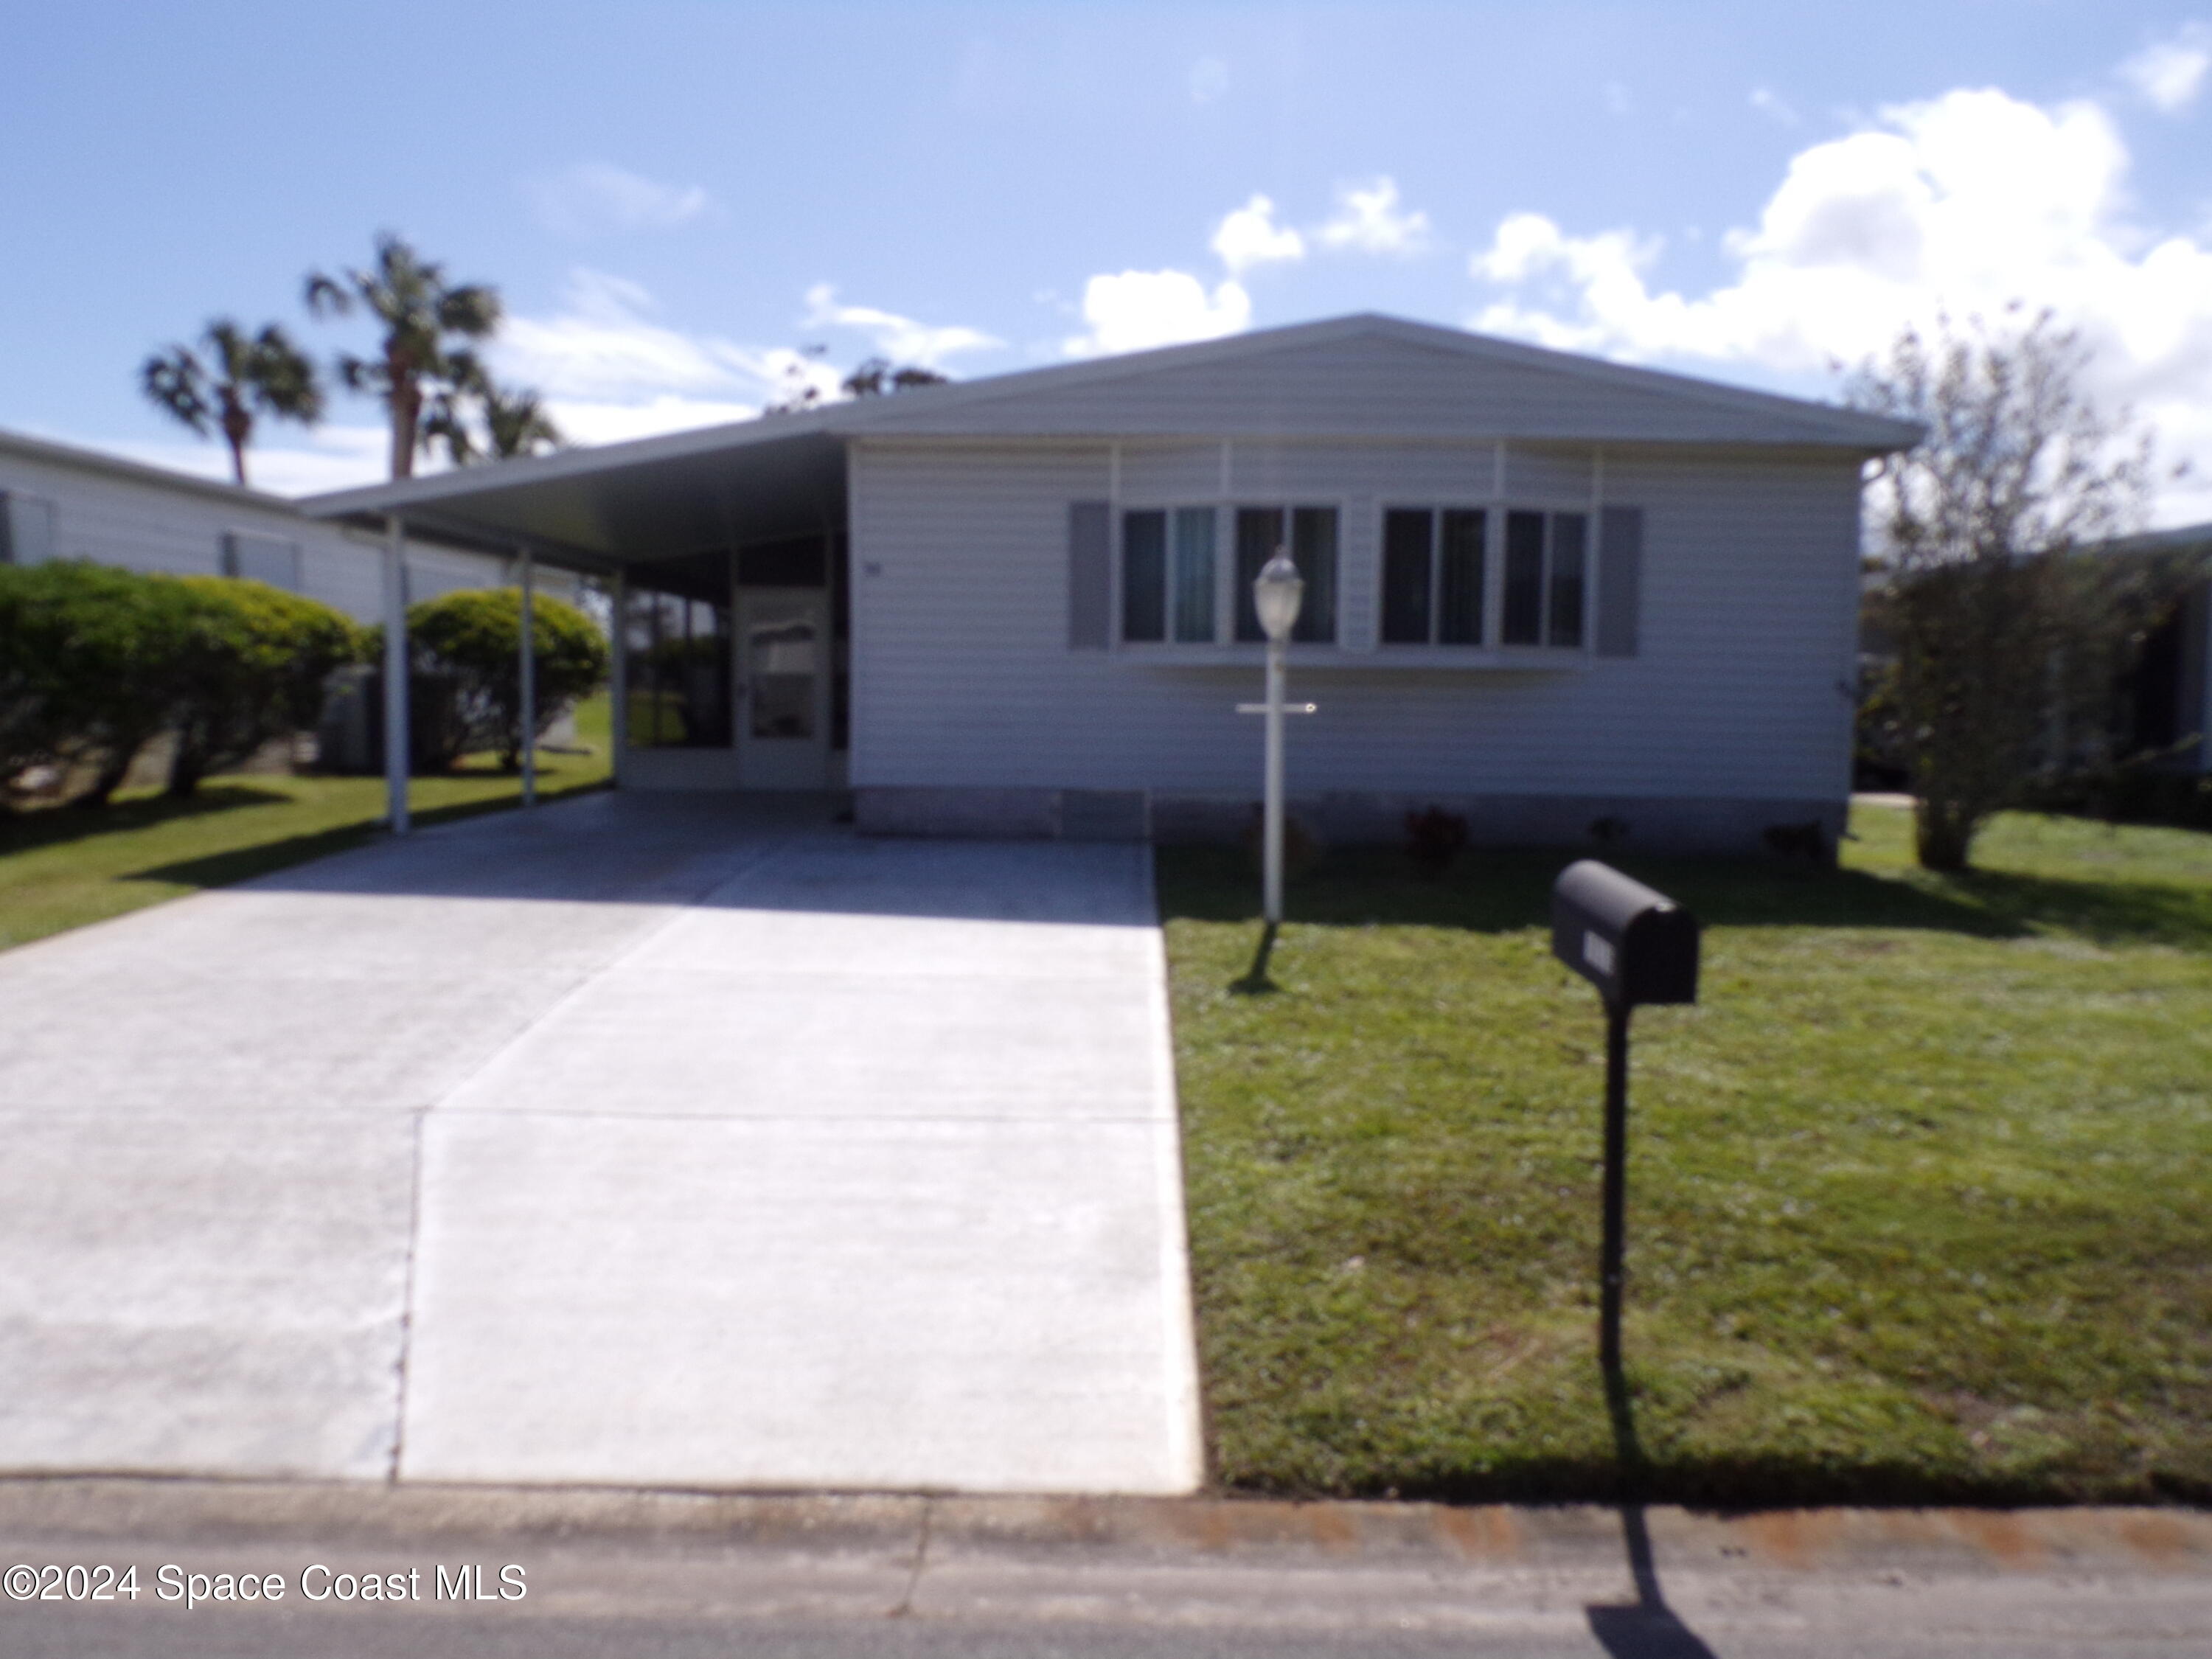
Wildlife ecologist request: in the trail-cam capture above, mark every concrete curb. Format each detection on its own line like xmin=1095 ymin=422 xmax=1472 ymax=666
xmin=3 ymin=1478 xmax=2205 ymax=1576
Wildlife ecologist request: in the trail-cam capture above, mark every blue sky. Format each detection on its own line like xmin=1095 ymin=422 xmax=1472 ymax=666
xmin=5 ymin=2 xmax=2209 ymax=518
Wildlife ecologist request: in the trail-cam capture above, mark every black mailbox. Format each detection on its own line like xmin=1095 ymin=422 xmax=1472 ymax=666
xmin=1551 ymin=860 xmax=1700 ymax=1010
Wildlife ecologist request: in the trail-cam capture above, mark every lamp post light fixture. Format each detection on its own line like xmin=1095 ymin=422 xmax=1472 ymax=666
xmin=1251 ymin=549 xmax=1305 ymax=932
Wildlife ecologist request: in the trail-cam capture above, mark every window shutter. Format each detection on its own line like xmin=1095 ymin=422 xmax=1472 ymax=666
xmin=1 ymin=493 xmax=57 ymax=565
xmin=1596 ymin=506 xmax=1642 ymax=658
xmin=222 ymin=531 xmax=300 ymax=590
xmin=1068 ymin=500 xmax=1111 ymax=650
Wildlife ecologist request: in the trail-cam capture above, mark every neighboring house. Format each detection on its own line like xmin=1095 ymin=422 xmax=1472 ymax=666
xmin=305 ymin=313 xmax=1921 ymax=855
xmin=2101 ymin=521 xmax=2212 ymax=774
xmin=0 ymin=426 xmax=569 ymax=619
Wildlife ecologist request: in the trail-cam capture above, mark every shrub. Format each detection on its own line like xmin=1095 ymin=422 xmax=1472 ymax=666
xmin=0 ymin=561 xmax=198 ymax=805
xmin=1403 ymin=804 xmax=1470 ymax=876
xmin=392 ymin=588 xmax=608 ymax=771
xmin=164 ymin=577 xmax=367 ymax=796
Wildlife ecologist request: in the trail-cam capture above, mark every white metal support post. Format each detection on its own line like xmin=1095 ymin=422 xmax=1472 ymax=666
xmin=1262 ymin=634 xmax=1287 ymax=925
xmin=383 ymin=515 xmax=410 ymax=835
xmin=608 ymin=567 xmax=627 ymax=787
xmin=1238 ymin=550 xmax=1312 ymax=977
xmin=518 ymin=547 xmax=537 ymax=807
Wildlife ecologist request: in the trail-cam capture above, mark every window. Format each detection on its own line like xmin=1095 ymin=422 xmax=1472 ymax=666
xmin=0 ymin=492 xmax=56 ymax=565
xmin=624 ymin=552 xmax=733 ymax=748
xmin=1232 ymin=505 xmax=1338 ymax=644
xmin=221 ymin=531 xmax=300 ymax=590
xmin=1122 ymin=504 xmax=1334 ymax=645
xmin=1121 ymin=507 xmax=1219 ymax=642
xmin=1381 ymin=508 xmax=1486 ymax=645
xmin=1500 ymin=508 xmax=1588 ymax=648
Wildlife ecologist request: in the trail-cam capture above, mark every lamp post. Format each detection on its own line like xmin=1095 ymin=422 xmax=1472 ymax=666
xmin=1252 ymin=550 xmax=1304 ymax=930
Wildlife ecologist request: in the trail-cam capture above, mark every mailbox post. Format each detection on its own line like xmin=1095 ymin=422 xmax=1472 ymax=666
xmin=1551 ymin=860 xmax=1701 ymax=1376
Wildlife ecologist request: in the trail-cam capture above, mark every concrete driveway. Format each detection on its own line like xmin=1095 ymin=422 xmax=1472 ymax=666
xmin=0 ymin=795 xmax=1200 ymax=1495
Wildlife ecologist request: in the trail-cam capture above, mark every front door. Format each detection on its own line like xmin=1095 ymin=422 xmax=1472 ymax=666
xmin=736 ymin=588 xmax=830 ymax=789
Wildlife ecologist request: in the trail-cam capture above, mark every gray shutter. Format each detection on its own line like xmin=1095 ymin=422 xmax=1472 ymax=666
xmin=1068 ymin=500 xmax=1112 ymax=650
xmin=1 ymin=493 xmax=57 ymax=565
xmin=1596 ymin=505 xmax=1642 ymax=658
xmin=223 ymin=532 xmax=300 ymax=589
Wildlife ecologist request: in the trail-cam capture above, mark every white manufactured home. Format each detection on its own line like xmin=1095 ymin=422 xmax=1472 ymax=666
xmin=0 ymin=427 xmax=568 ymax=620
xmin=305 ymin=314 xmax=1921 ymax=855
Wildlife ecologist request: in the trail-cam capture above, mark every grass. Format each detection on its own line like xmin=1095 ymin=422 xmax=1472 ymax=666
xmin=0 ymin=695 xmax=612 ymax=952
xmin=1161 ymin=805 xmax=2212 ymax=1507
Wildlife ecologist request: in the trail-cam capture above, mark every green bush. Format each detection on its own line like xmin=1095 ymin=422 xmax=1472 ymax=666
xmin=390 ymin=588 xmax=608 ymax=771
xmin=0 ymin=561 xmax=198 ymax=805
xmin=164 ymin=577 xmax=368 ymax=796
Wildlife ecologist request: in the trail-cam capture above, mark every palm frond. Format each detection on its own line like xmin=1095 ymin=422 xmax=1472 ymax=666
xmin=139 ymin=346 xmax=211 ymax=434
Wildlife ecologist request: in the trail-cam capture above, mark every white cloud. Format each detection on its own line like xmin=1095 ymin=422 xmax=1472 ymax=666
xmin=541 ymin=395 xmax=761 ymax=448
xmin=494 ymin=270 xmax=753 ymax=400
xmin=2120 ymin=23 xmax=2212 ymax=112
xmin=528 ymin=162 xmax=713 ymax=237
xmin=1063 ymin=270 xmax=1251 ymax=357
xmin=801 ymin=284 xmax=1002 ymax=367
xmin=1468 ymin=86 xmax=2212 ymax=522
xmin=1211 ymin=195 xmax=1306 ymax=275
xmin=1189 ymin=56 xmax=1230 ymax=105
xmin=1315 ymin=176 xmax=1430 ymax=256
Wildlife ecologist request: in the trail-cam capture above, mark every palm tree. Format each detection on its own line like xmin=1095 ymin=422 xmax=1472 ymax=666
xmin=420 ymin=368 xmax=564 ymax=467
xmin=481 ymin=382 xmax=563 ymax=459
xmin=139 ymin=321 xmax=323 ymax=487
xmin=304 ymin=232 xmax=501 ymax=480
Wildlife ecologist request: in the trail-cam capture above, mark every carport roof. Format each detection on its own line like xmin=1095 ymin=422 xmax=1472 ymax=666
xmin=299 ymin=313 xmax=1922 ymax=566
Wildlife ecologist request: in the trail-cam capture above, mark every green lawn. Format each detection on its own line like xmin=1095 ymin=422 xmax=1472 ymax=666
xmin=0 ymin=695 xmax=611 ymax=953
xmin=1161 ymin=805 xmax=2212 ymax=1506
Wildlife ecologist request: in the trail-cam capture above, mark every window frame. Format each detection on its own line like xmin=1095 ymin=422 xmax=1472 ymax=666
xmin=1114 ymin=498 xmax=1347 ymax=650
xmin=1379 ymin=501 xmax=1594 ymax=655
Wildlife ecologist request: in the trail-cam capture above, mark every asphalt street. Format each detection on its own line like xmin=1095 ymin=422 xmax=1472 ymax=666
xmin=3 ymin=1481 xmax=2207 ymax=1658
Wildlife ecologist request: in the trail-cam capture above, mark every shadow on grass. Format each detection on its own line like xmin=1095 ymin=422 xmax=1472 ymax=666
xmin=123 ymin=780 xmax=612 ymax=893
xmin=0 ymin=783 xmax=297 ymax=855
xmin=1159 ymin=844 xmax=2212 ymax=950
xmin=1230 ymin=920 xmax=1283 ymax=994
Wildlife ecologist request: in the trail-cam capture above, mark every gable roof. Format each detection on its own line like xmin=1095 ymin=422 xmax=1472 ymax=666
xmin=824 ymin=313 xmax=1924 ymax=450
xmin=302 ymin=313 xmax=1920 ymax=530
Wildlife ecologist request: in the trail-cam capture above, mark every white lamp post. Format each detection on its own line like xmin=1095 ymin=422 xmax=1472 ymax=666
xmin=1252 ymin=549 xmax=1305 ymax=930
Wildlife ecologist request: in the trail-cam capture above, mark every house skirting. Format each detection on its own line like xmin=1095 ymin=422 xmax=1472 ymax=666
xmin=856 ymin=787 xmax=1846 ymax=860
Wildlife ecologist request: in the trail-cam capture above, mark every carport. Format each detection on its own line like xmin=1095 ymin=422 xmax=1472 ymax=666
xmin=304 ymin=414 xmax=852 ymax=820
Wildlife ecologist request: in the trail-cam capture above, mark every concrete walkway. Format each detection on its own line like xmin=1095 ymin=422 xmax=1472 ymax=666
xmin=0 ymin=795 xmax=1200 ymax=1495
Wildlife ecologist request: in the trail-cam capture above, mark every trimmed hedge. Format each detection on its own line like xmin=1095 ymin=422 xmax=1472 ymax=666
xmin=0 ymin=561 xmax=367 ymax=805
xmin=381 ymin=588 xmax=608 ymax=771
xmin=166 ymin=577 xmax=367 ymax=796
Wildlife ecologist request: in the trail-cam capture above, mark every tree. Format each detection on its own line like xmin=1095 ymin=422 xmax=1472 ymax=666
xmin=397 ymin=588 xmax=608 ymax=771
xmin=305 ymin=232 xmax=501 ymax=480
xmin=139 ymin=320 xmax=323 ymax=487
xmin=420 ymin=371 xmax=563 ymax=467
xmin=841 ymin=356 xmax=948 ymax=397
xmin=1844 ymin=308 xmax=2163 ymax=871
xmin=765 ymin=348 xmax=949 ymax=414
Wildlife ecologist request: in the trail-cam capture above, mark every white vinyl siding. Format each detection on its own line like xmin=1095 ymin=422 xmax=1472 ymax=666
xmin=0 ymin=439 xmax=583 ymax=623
xmin=851 ymin=437 xmax=1863 ymax=805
